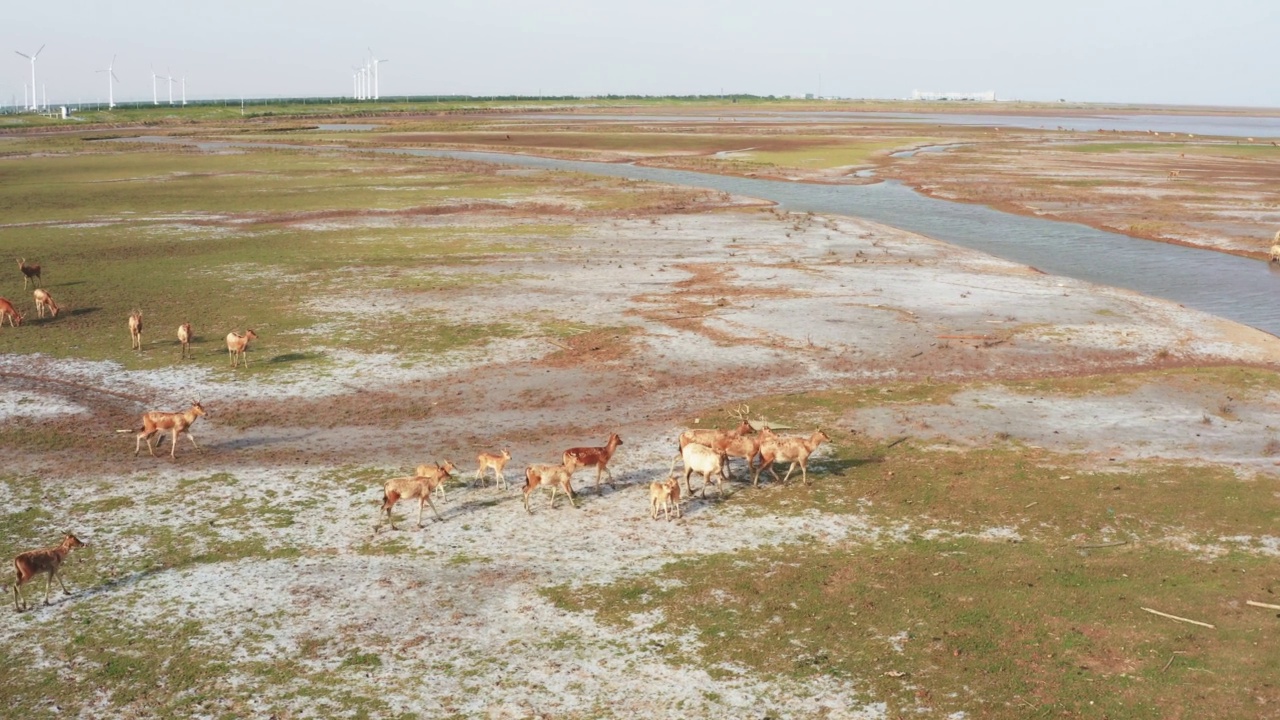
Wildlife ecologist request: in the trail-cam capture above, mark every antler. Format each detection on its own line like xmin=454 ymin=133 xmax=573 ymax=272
xmin=730 ymin=403 xmax=750 ymax=421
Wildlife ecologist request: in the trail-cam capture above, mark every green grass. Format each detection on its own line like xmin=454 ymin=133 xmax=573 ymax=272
xmin=545 ymin=541 xmax=1278 ymax=718
xmin=743 ymin=137 xmax=942 ymax=169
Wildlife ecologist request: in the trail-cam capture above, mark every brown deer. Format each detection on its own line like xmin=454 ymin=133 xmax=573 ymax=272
xmin=376 ymin=471 xmax=450 ymax=532
xmin=33 ymin=288 xmax=60 ymax=319
xmin=474 ymin=449 xmax=512 ymax=490
xmin=415 ymin=460 xmax=457 ymax=502
xmin=649 ymin=476 xmax=682 ymax=521
xmin=128 ymin=311 xmax=143 ymax=351
xmin=757 ymin=429 xmax=831 ymax=485
xmin=226 ymin=329 xmax=258 ymax=368
xmin=177 ymin=323 xmax=192 ymax=359
xmin=522 ymin=460 xmax=580 ymax=513
xmin=562 ymin=432 xmax=623 ymax=495
xmin=13 ymin=534 xmax=85 ymax=612
xmin=16 ymin=258 xmax=40 ymax=289
xmin=678 ymin=404 xmax=755 ymax=451
xmin=0 ymin=297 xmax=22 ymax=328
xmin=123 ymin=399 xmax=206 ymax=459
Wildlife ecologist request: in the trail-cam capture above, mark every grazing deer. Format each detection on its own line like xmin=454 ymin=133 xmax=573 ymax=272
xmin=226 ymin=329 xmax=258 ymax=368
xmin=474 ymin=449 xmax=512 ymax=490
xmin=128 ymin=311 xmax=143 ymax=351
xmin=33 ymin=288 xmax=60 ymax=319
xmin=562 ymin=432 xmax=623 ymax=495
xmin=673 ymin=442 xmax=731 ymax=498
xmin=415 ymin=460 xmax=457 ymax=502
xmin=16 ymin=258 xmax=40 ymax=289
xmin=649 ymin=476 xmax=682 ymax=521
xmin=522 ymin=460 xmax=580 ymax=513
xmin=177 ymin=323 xmax=192 ymax=359
xmin=757 ymin=429 xmax=831 ymax=485
xmin=122 ymin=399 xmax=206 ymax=459
xmin=12 ymin=534 xmax=85 ymax=612
xmin=678 ymin=404 xmax=755 ymax=452
xmin=377 ymin=473 xmax=448 ymax=532
xmin=1167 ymin=169 xmax=1180 ymax=180
xmin=0 ymin=297 xmax=22 ymax=328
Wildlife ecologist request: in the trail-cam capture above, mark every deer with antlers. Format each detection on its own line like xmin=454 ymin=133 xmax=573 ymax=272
xmin=678 ymin=404 xmax=755 ymax=452
xmin=226 ymin=329 xmax=258 ymax=368
xmin=562 ymin=433 xmax=624 ymax=495
xmin=16 ymin=258 xmax=40 ymax=289
xmin=33 ymin=289 xmax=60 ymax=319
xmin=177 ymin=323 xmax=192 ymax=360
xmin=12 ymin=533 xmax=85 ymax=612
xmin=0 ymin=298 xmax=22 ymax=328
xmin=122 ymin=399 xmax=207 ymax=459
xmin=128 ymin=311 xmax=143 ymax=351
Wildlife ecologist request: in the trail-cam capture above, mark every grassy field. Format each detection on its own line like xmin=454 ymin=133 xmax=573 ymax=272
xmin=2 ymin=118 xmax=1279 ymax=718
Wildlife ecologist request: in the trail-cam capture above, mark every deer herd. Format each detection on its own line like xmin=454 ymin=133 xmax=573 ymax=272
xmin=4 ymin=258 xmax=261 ymax=369
xmin=6 ymin=256 xmax=837 ymax=612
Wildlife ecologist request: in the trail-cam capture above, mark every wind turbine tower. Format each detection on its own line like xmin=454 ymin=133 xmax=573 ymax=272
xmin=15 ymin=44 xmax=45 ymax=111
xmin=369 ymin=48 xmax=388 ymax=100
xmin=181 ymin=76 xmax=186 ymax=105
xmin=96 ymin=55 xmax=120 ymax=109
xmin=151 ymin=65 xmax=159 ymax=105
xmin=165 ymin=67 xmax=175 ymax=105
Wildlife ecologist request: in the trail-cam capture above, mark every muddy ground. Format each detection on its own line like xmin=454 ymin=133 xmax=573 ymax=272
xmin=3 ymin=206 xmax=1280 ymax=717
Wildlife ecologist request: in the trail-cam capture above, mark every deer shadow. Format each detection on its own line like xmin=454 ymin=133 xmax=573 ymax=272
xmin=68 ymin=306 xmax=100 ymax=317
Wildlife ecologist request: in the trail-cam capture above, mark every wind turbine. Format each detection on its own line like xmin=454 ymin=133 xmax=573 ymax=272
xmin=369 ymin=48 xmax=388 ymax=100
xmin=15 ymin=44 xmax=45 ymax=111
xmin=181 ymin=76 xmax=186 ymax=105
xmin=165 ymin=67 xmax=175 ymax=105
xmin=96 ymin=55 xmax=120 ymax=109
xmin=151 ymin=65 xmax=159 ymax=105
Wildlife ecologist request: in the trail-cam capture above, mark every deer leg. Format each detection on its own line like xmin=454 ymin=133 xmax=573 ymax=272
xmin=44 ymin=573 xmax=54 ymax=605
xmin=425 ymin=495 xmax=442 ymax=522
xmin=548 ymin=486 xmax=558 ymax=510
xmin=566 ymin=481 xmax=578 ymax=508
xmin=781 ymin=462 xmax=797 ymax=485
xmin=55 ymin=569 xmax=70 ymax=596
xmin=187 ymin=431 xmax=201 ymax=453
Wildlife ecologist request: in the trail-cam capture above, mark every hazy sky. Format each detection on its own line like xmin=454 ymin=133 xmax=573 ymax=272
xmin=3 ymin=0 xmax=1277 ymax=108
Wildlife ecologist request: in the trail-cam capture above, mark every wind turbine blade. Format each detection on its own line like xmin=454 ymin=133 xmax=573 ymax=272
xmin=112 ymin=72 xmax=120 ymax=82
xmin=16 ymin=51 xmax=31 ymax=60
xmin=35 ymin=44 xmax=45 ymax=58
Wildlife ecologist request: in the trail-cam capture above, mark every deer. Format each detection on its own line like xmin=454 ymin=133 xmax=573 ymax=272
xmin=122 ymin=399 xmax=206 ymax=459
xmin=672 ymin=442 xmax=731 ymax=499
xmin=562 ymin=432 xmax=623 ymax=495
xmin=12 ymin=533 xmax=85 ymax=612
xmin=756 ymin=429 xmax=831 ymax=486
xmin=0 ymin=297 xmax=22 ymax=328
xmin=177 ymin=323 xmax=193 ymax=359
xmin=415 ymin=460 xmax=457 ymax=502
xmin=226 ymin=329 xmax=258 ymax=368
xmin=522 ymin=459 xmax=580 ymax=513
xmin=33 ymin=288 xmax=60 ymax=319
xmin=376 ymin=471 xmax=450 ymax=532
xmin=1270 ymin=230 xmax=1280 ymax=263
xmin=16 ymin=258 xmax=40 ymax=289
xmin=678 ymin=404 xmax=755 ymax=452
xmin=649 ymin=476 xmax=682 ymax=521
xmin=128 ymin=311 xmax=143 ymax=351
xmin=474 ymin=449 xmax=513 ymax=490
xmin=713 ymin=431 xmax=765 ymax=484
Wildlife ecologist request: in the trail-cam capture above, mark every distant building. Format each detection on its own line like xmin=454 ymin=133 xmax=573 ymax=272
xmin=911 ymin=90 xmax=996 ymax=102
